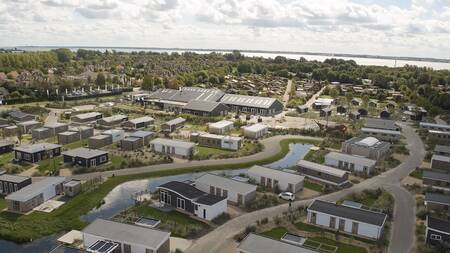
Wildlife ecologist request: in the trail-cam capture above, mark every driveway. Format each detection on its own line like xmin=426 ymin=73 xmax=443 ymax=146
xmin=282 ymin=79 xmax=292 ymax=107
xmin=185 ymin=124 xmax=424 ymax=253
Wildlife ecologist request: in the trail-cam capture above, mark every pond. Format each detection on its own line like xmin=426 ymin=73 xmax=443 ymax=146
xmin=0 ymin=142 xmax=312 ymax=252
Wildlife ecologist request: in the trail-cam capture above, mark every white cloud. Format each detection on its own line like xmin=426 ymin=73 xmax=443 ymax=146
xmin=0 ymin=0 xmax=448 ymax=58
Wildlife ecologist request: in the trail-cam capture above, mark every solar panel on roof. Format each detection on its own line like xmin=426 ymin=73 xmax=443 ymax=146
xmin=87 ymin=240 xmax=119 ymax=253
xmin=281 ymin=233 xmax=306 ymax=246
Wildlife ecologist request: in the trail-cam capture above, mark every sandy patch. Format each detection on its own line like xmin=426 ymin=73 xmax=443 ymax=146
xmin=170 ymin=237 xmax=192 ymax=252
xmin=19 ymin=165 xmax=38 ymax=177
xmin=297 ymin=188 xmax=321 ymax=200
xmin=402 ymin=176 xmax=422 ymax=187
xmin=59 ymin=168 xmax=73 ymax=177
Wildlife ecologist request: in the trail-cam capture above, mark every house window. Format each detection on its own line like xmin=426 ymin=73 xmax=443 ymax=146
xmin=145 ymin=249 xmax=154 ymax=253
xmin=100 ymin=155 xmax=107 ymax=162
xmin=124 ymin=244 xmax=131 ymax=253
xmin=222 ymin=189 xmax=228 ymax=198
xmin=430 ymin=234 xmax=442 ymax=241
xmin=177 ymin=198 xmax=185 ymax=210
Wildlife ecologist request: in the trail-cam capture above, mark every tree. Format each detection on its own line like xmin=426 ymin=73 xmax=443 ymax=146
xmin=96 ymin=73 xmax=106 ymax=87
xmin=141 ymin=75 xmax=154 ymax=91
xmin=52 ymin=48 xmax=73 ymax=62
xmin=329 ymin=87 xmax=339 ymax=99
xmin=237 ymin=62 xmax=253 ymax=74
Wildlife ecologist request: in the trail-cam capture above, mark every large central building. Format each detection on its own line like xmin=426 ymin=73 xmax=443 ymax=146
xmin=144 ymin=87 xmax=284 ymax=116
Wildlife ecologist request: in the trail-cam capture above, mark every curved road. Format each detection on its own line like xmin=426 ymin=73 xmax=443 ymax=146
xmin=70 ymin=135 xmax=322 ymax=181
xmin=186 ymin=124 xmax=424 ymax=253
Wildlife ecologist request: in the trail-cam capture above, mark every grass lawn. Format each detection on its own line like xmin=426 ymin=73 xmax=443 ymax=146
xmin=305 ymin=237 xmax=367 ymax=253
xmin=294 ymin=222 xmax=323 ymax=232
xmin=0 ymin=197 xmax=6 ymax=210
xmin=194 ymin=141 xmax=262 ymax=160
xmin=0 ymin=137 xmax=322 ymax=242
xmin=303 ymin=149 xmax=328 ymax=164
xmin=123 ymin=205 xmax=210 ymax=238
xmin=63 ymin=139 xmax=88 ymax=150
xmin=0 ymin=152 xmax=13 ymax=166
xmin=410 ymin=168 xmax=423 ymax=179
xmin=260 ymin=226 xmax=288 ymax=239
xmin=304 ymin=180 xmax=324 ymax=192
xmin=196 ymin=146 xmax=234 ymax=157
xmin=37 ymin=156 xmax=63 ymax=174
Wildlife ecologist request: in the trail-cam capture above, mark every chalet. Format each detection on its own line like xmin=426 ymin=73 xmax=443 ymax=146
xmin=181 ymin=100 xmax=229 ymax=117
xmin=9 ymin=110 xmax=35 ymax=122
xmin=248 ymin=165 xmax=304 ymax=193
xmin=88 ymin=134 xmax=113 ymax=149
xmin=307 ymin=200 xmax=387 ymax=240
xmin=208 ymin=120 xmax=234 ymax=135
xmin=161 ymin=117 xmax=186 ymax=133
xmin=97 ymin=114 xmax=128 ymax=127
xmin=423 ymin=170 xmax=450 ymax=191
xmin=103 ymin=129 xmax=125 ymax=143
xmin=150 ymin=138 xmax=195 ymax=159
xmin=5 ymin=176 xmax=65 ymax=213
xmin=194 ymin=133 xmax=242 ymax=151
xmin=57 ymin=131 xmax=81 ymax=145
xmin=68 ymin=126 xmax=94 ymax=139
xmin=82 ymin=219 xmax=170 ymax=253
xmin=17 ymin=120 xmax=42 ymax=134
xmin=0 ymin=140 xmax=14 ymax=154
xmin=63 ymin=148 xmax=108 ymax=168
xmin=424 ymin=192 xmax=450 ymax=211
xmin=71 ymin=112 xmax=102 ymax=124
xmin=14 ymin=143 xmax=61 ymax=163
xmin=129 ymin=130 xmax=154 ymax=145
xmin=320 ymin=108 xmax=332 ymax=117
xmin=434 ymin=145 xmax=450 ymax=156
xmin=312 ymin=98 xmax=334 ymax=110
xmin=336 ymin=105 xmax=348 ymax=114
xmin=325 ymin=152 xmax=376 ymax=175
xmin=361 ymin=127 xmax=400 ymax=142
xmin=157 ymin=181 xmax=227 ymax=221
xmin=349 ymin=111 xmax=360 ymax=120
xmin=219 ymin=94 xmax=283 ymax=116
xmin=425 ymin=216 xmax=450 ymax=245
xmin=122 ymin=116 xmax=154 ymax=130
xmin=431 ymin=154 xmax=450 ymax=171
xmin=194 ymin=173 xmax=257 ymax=205
xmin=297 ymin=160 xmax=349 ymax=186
xmin=243 ymin=123 xmax=268 ymax=139
xmin=342 ymin=137 xmax=390 ymax=161
xmin=31 ymin=127 xmax=52 ymax=140
xmin=63 ymin=180 xmax=82 ymax=197
xmin=44 ymin=122 xmax=69 ymax=135
xmin=0 ymin=174 xmax=31 ymax=195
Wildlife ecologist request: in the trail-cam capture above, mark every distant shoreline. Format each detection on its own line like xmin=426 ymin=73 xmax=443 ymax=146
xmin=4 ymin=45 xmax=450 ymax=65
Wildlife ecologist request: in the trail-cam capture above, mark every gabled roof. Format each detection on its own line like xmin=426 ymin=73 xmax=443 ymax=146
xmin=0 ymin=174 xmax=30 ymax=184
xmin=427 ymin=216 xmax=450 ymax=234
xmin=148 ymin=87 xmax=224 ymax=103
xmin=220 ymin=94 xmax=280 ymax=109
xmin=425 ymin=192 xmax=450 ymax=205
xmin=297 ymin=160 xmax=348 ymax=177
xmin=364 ymin=118 xmax=399 ymax=131
xmin=82 ymin=219 xmax=170 ymax=250
xmin=182 ymin=100 xmax=225 ymax=112
xmin=308 ymin=200 xmax=387 ymax=226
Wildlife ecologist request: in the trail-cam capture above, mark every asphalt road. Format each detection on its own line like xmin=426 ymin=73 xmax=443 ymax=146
xmin=185 ymin=124 xmax=424 ymax=253
xmin=70 ymin=135 xmax=323 ymax=181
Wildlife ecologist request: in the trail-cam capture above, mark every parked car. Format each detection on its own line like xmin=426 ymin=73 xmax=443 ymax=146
xmin=278 ymin=192 xmax=295 ymax=201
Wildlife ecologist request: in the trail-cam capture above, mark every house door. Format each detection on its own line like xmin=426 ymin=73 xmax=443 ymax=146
xmin=237 ymin=194 xmax=243 ymax=205
xmin=203 ymin=209 xmax=206 ymax=219
xmin=90 ymin=159 xmax=96 ymax=167
xmin=210 ymin=186 xmax=215 ymax=194
xmin=267 ymin=178 xmax=272 ymax=188
xmin=261 ymin=177 xmax=266 ymax=185
xmin=177 ymin=198 xmax=185 ymax=210
xmin=338 ymin=219 xmax=345 ymax=231
xmin=330 ymin=217 xmax=336 ymax=229
xmin=288 ymin=183 xmax=293 ymax=192
xmin=310 ymin=212 xmax=317 ymax=224
xmin=352 ymin=222 xmax=359 ymax=234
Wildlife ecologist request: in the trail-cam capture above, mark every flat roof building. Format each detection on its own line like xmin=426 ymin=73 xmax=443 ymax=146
xmin=220 ymin=94 xmax=283 ymax=116
xmin=342 ymin=137 xmax=390 ymax=161
xmin=243 ymin=123 xmax=268 ymax=139
xmin=424 ymin=192 xmax=450 ymax=211
xmin=420 ymin=122 xmax=450 ymax=132
xmin=248 ymin=165 xmax=304 ymax=193
xmin=236 ymin=233 xmax=320 ymax=253
xmin=325 ymin=152 xmax=376 ymax=175
xmin=63 ymin=148 xmax=108 ymax=168
xmin=97 ymin=114 xmax=128 ymax=127
xmin=297 ymin=160 xmax=349 ymax=186
xmin=434 ymin=145 xmax=450 ymax=156
xmin=161 ymin=117 xmax=186 ymax=133
xmin=181 ymin=100 xmax=229 ymax=117
xmin=71 ymin=112 xmax=103 ymax=124
xmin=150 ymin=138 xmax=195 ymax=159
xmin=122 ymin=116 xmax=154 ymax=130
xmin=307 ymin=200 xmax=387 ymax=240
xmin=431 ymin=154 xmax=450 ymax=171
xmin=82 ymin=219 xmax=171 ymax=253
xmin=195 ymin=173 xmax=257 ymax=205
xmin=0 ymin=174 xmax=32 ymax=195
xmin=425 ymin=216 xmax=450 ymax=245
xmin=423 ymin=170 xmax=450 ymax=191
xmin=14 ymin=143 xmax=62 ymax=163
xmin=208 ymin=120 xmax=234 ymax=135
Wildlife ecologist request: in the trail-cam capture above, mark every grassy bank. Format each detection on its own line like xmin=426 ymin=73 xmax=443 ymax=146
xmin=0 ymin=137 xmax=320 ymax=242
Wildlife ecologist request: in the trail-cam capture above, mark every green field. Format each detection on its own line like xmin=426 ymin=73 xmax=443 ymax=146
xmin=0 ymin=197 xmax=6 ymax=210
xmin=120 ymin=205 xmax=210 ymax=238
xmin=261 ymin=226 xmax=288 ymax=238
xmin=0 ymin=153 xmax=13 ymax=166
xmin=295 ymin=222 xmax=323 ymax=232
xmin=304 ymin=180 xmax=324 ymax=192
xmin=0 ymin=137 xmax=321 ymax=242
xmin=305 ymin=237 xmax=367 ymax=253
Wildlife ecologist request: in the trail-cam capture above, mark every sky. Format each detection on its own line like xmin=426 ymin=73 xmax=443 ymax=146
xmin=1 ymin=0 xmax=450 ymax=58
